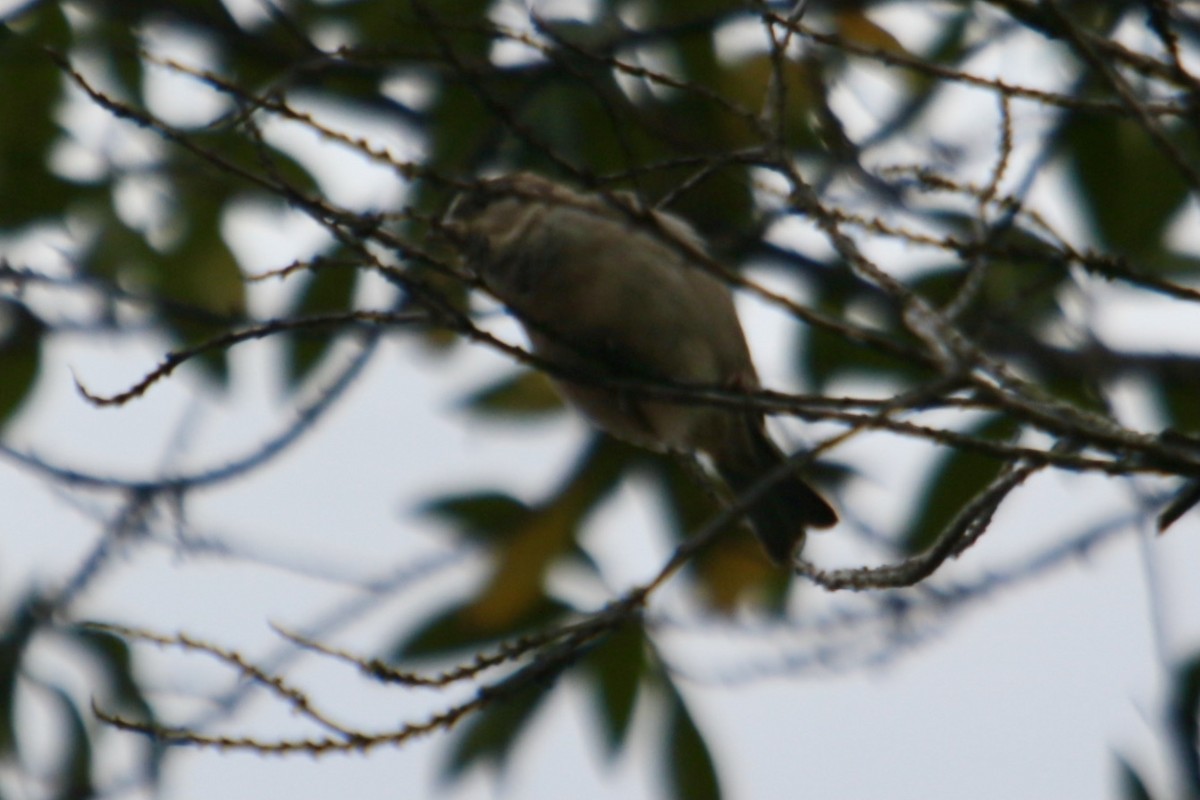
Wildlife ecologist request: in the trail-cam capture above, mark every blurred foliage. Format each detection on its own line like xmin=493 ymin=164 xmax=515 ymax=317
xmin=3 ymin=0 xmax=1200 ymax=796
xmin=1117 ymin=651 xmax=1200 ymax=799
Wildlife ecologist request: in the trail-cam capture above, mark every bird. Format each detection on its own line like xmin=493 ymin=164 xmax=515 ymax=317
xmin=443 ymin=172 xmax=836 ymax=564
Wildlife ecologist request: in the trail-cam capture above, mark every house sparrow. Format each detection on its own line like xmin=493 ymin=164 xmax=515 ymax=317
xmin=444 ymin=173 xmax=836 ymax=564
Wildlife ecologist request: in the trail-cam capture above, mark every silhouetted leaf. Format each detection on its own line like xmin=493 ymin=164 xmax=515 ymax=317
xmin=423 ymin=491 xmax=533 ymax=543
xmin=461 ymin=370 xmax=564 ymax=417
xmin=157 ymin=188 xmax=246 ymax=384
xmin=1159 ymin=380 xmax=1200 ymax=434
xmin=1115 ymin=756 xmax=1155 ymax=800
xmin=71 ymin=627 xmax=155 ymax=727
xmin=0 ymin=601 xmax=38 ymax=756
xmin=396 ymin=596 xmax=572 ymax=660
xmin=654 ymin=455 xmax=789 ymax=612
xmin=582 ymin=620 xmax=647 ymax=755
xmin=0 ymin=301 xmax=43 ymax=431
xmin=664 ymin=681 xmax=721 ymax=800
xmin=0 ymin=6 xmax=72 ymax=228
xmin=1168 ymin=653 xmax=1200 ymax=794
xmin=47 ymin=686 xmax=93 ymax=800
xmin=1062 ymin=112 xmax=1190 ymax=258
xmin=444 ymin=669 xmax=550 ymax=779
xmin=801 ymin=276 xmax=926 ymax=389
xmin=284 ymin=262 xmax=357 ymax=388
xmin=902 ymin=415 xmax=1019 ymax=554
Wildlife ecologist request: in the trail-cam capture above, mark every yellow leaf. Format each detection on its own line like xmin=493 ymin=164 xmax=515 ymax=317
xmin=461 ymin=502 xmax=576 ymax=631
xmin=834 ymin=10 xmax=911 ymax=58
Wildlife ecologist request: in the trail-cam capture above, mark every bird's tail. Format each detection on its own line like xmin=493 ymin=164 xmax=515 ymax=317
xmin=713 ymin=420 xmax=837 ymax=564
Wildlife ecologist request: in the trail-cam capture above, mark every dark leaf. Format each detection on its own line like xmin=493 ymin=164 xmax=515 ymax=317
xmin=443 ymin=668 xmax=550 ymax=779
xmin=284 ymin=262 xmax=358 ymax=389
xmin=156 ymin=187 xmax=247 ymax=385
xmin=801 ymin=278 xmax=926 ymax=389
xmin=663 ymin=681 xmax=721 ymax=800
xmin=0 ymin=300 xmax=44 ymax=431
xmin=458 ymin=439 xmax=635 ymax=626
xmin=70 ymin=627 xmax=155 ymax=726
xmin=901 ymin=414 xmax=1019 ymax=554
xmin=1115 ymin=756 xmax=1155 ymax=800
xmin=395 ymin=596 xmax=571 ymax=660
xmin=0 ymin=600 xmax=38 ymax=756
xmin=460 ymin=370 xmax=564 ymax=418
xmin=1168 ymin=653 xmax=1200 ymax=794
xmin=0 ymin=6 xmax=73 ymax=228
xmin=399 ymin=440 xmax=634 ymax=657
xmin=1061 ymin=112 xmax=1190 ymax=258
xmin=1158 ymin=380 xmax=1200 ymax=434
xmin=47 ymin=685 xmax=93 ymax=800
xmin=422 ymin=491 xmax=533 ymax=543
xmin=581 ymin=620 xmax=647 ymax=755
xmin=654 ymin=455 xmax=789 ymax=612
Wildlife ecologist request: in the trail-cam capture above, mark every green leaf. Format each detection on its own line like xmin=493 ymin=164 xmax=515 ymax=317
xmin=1167 ymin=653 xmax=1200 ymax=793
xmin=422 ymin=491 xmax=533 ymax=543
xmin=801 ymin=276 xmax=927 ymax=389
xmin=1158 ymin=379 xmax=1200 ymax=433
xmin=581 ymin=620 xmax=647 ymax=755
xmin=1115 ymin=756 xmax=1155 ymax=800
xmin=398 ymin=0 xmax=494 ymax=59
xmin=394 ymin=596 xmax=571 ymax=660
xmin=426 ymin=79 xmax=496 ymax=174
xmin=901 ymin=414 xmax=1020 ymax=554
xmin=443 ymin=668 xmax=550 ymax=780
xmin=1062 ymin=111 xmax=1190 ymax=258
xmin=654 ymin=454 xmax=790 ymax=612
xmin=284 ymin=262 xmax=357 ymax=389
xmin=663 ymin=682 xmax=721 ymax=800
xmin=0 ymin=6 xmax=73 ymax=228
xmin=70 ymin=626 xmax=154 ymax=725
xmin=156 ymin=188 xmax=246 ymax=385
xmin=47 ymin=685 xmax=93 ymax=800
xmin=460 ymin=370 xmax=564 ymax=418
xmin=0 ymin=300 xmax=44 ymax=431
xmin=0 ymin=600 xmax=38 ymax=756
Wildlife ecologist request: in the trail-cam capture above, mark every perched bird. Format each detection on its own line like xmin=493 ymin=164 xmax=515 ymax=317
xmin=444 ymin=173 xmax=836 ymax=564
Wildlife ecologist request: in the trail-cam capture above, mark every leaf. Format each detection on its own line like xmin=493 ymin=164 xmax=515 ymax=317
xmin=396 ymin=597 xmax=572 ymax=660
xmin=155 ymin=187 xmax=246 ymax=385
xmin=47 ymin=685 xmax=93 ymax=800
xmin=1167 ymin=653 xmax=1200 ymax=793
xmin=1158 ymin=380 xmax=1200 ymax=433
xmin=834 ymin=10 xmax=912 ymax=58
xmin=426 ymin=79 xmax=495 ymax=173
xmin=1061 ymin=112 xmax=1190 ymax=258
xmin=901 ymin=414 xmax=1020 ymax=554
xmin=70 ymin=627 xmax=155 ymax=726
xmin=1115 ymin=756 xmax=1155 ymax=800
xmin=460 ymin=497 xmax=584 ymax=632
xmin=581 ymin=620 xmax=647 ymax=755
xmin=398 ymin=439 xmax=634 ymax=657
xmin=0 ymin=6 xmax=74 ymax=228
xmin=460 ymin=370 xmax=564 ymax=418
xmin=455 ymin=439 xmax=632 ymax=633
xmin=0 ymin=300 xmax=44 ymax=431
xmin=715 ymin=54 xmax=818 ymax=152
xmin=422 ymin=491 xmax=533 ymax=543
xmin=654 ymin=455 xmax=789 ymax=612
xmin=443 ymin=667 xmax=550 ymax=780
xmin=801 ymin=274 xmax=928 ymax=389
xmin=284 ymin=262 xmax=358 ymax=389
xmin=400 ymin=0 xmax=494 ymax=59
xmin=663 ymin=681 xmax=721 ymax=800
xmin=0 ymin=600 xmax=38 ymax=756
